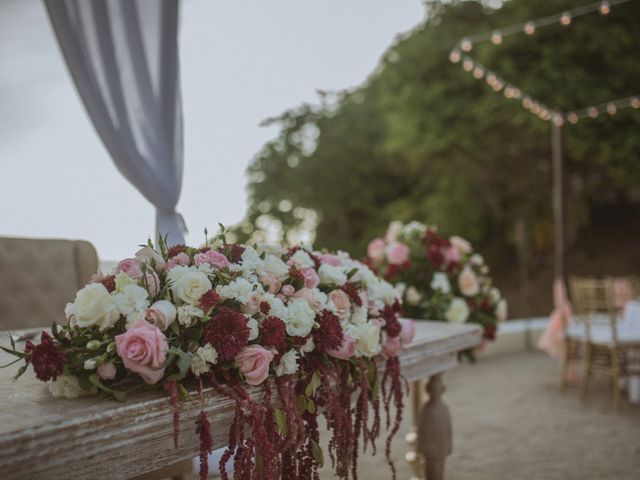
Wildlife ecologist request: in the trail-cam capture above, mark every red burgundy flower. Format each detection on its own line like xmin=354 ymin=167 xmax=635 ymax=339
xmin=203 ymin=307 xmax=250 ymax=361
xmin=101 ymin=274 xmax=116 ymax=293
xmin=313 ymin=310 xmax=344 ymax=353
xmin=167 ymin=244 xmax=188 ymax=257
xmin=199 ymin=290 xmax=221 ymax=314
xmin=260 ymin=316 xmax=287 ymax=353
xmin=24 ymin=331 xmax=66 ymax=382
xmin=341 ymin=282 xmax=363 ymax=307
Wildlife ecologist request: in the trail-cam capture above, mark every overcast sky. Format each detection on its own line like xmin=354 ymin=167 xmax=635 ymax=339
xmin=0 ymin=0 xmax=425 ymax=260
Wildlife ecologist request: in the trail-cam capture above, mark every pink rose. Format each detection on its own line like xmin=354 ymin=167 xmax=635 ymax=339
xmin=399 ymin=318 xmax=416 ymax=346
xmin=135 ymin=246 xmax=166 ymax=273
xmin=382 ymin=335 xmax=402 ymax=358
xmin=318 ymin=254 xmax=342 ymax=267
xmin=115 ymin=319 xmax=168 ymax=384
xmin=97 ymin=362 xmax=117 ymax=380
xmin=281 ymin=285 xmax=295 ymax=297
xmin=367 ymin=238 xmax=386 ymax=262
xmin=144 ymin=271 xmax=161 ymax=297
xmin=443 ymin=246 xmax=460 ymax=265
xmin=241 ymin=292 xmax=263 ymax=315
xmin=385 ymin=241 xmax=410 ymax=265
xmin=145 ymin=300 xmax=177 ymax=331
xmin=116 ymin=258 xmax=144 ymax=279
xmin=294 ymin=288 xmax=324 ymax=313
xmin=277 ymin=293 xmax=287 ymax=303
xmin=300 ymin=267 xmax=320 ymax=289
xmin=165 ymin=252 xmax=190 ymax=271
xmin=236 ymin=345 xmax=274 ymax=386
xmin=259 ymin=274 xmax=282 ymax=294
xmin=327 ymin=334 xmax=356 ymax=360
xmin=328 ymin=289 xmax=351 ymax=320
xmin=194 ymin=250 xmax=230 ymax=269
xmin=458 ymin=267 xmax=480 ymax=297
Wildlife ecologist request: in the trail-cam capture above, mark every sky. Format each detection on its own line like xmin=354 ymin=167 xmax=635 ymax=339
xmin=0 ymin=0 xmax=425 ymax=260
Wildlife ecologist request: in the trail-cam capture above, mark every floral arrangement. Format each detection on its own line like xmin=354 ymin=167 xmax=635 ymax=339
xmin=2 ymin=230 xmax=414 ymax=480
xmin=366 ymin=221 xmax=506 ymax=342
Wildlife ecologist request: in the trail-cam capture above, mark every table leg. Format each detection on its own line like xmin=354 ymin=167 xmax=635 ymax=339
xmin=416 ymin=374 xmax=452 ymax=480
xmin=405 ymin=380 xmax=425 ymax=479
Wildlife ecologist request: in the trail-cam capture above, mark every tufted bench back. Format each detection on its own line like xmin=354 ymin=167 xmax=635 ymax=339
xmin=0 ymin=237 xmax=98 ymax=330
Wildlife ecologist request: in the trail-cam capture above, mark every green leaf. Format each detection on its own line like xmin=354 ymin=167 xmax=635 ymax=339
xmin=306 ymin=398 xmax=316 ymax=414
xmin=89 ymin=374 xmax=127 ymax=401
xmin=275 ymin=408 xmax=288 ymax=435
xmin=0 ymin=345 xmax=26 ymax=358
xmin=311 ymin=440 xmax=324 ymax=467
xmin=11 ymin=364 xmax=28 ymax=381
xmin=297 ymin=394 xmax=307 ymax=412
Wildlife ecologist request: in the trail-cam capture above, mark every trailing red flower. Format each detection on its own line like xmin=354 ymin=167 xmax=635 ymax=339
xmin=382 ymin=306 xmax=402 ymax=338
xmin=199 ymin=289 xmax=221 ymax=314
xmin=203 ymin=307 xmax=250 ymax=361
xmin=342 ymin=282 xmax=363 ymax=307
xmin=313 ymin=310 xmax=344 ymax=353
xmin=260 ymin=316 xmax=287 ymax=353
xmin=24 ymin=331 xmax=66 ymax=382
xmin=163 ymin=380 xmax=180 ymax=448
xmin=483 ymin=324 xmax=497 ymax=341
xmin=167 ymin=244 xmax=188 ymax=257
xmin=196 ymin=410 xmax=213 ymax=480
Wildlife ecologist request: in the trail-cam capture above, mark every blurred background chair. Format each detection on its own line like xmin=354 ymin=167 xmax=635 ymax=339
xmin=569 ymin=276 xmax=640 ymax=411
xmin=0 ymin=236 xmax=98 ymax=330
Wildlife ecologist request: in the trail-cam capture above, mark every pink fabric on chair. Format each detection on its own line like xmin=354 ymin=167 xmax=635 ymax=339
xmin=611 ymin=278 xmax=634 ymax=310
xmin=538 ymin=279 xmax=573 ymax=359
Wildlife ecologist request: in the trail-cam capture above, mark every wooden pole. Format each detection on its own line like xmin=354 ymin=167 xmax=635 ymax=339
xmin=551 ymin=123 xmax=565 ymax=283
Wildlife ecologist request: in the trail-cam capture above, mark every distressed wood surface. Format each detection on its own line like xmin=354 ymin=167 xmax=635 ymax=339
xmin=0 ymin=320 xmax=481 ymax=480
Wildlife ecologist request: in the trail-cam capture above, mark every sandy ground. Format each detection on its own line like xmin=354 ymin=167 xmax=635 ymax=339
xmin=322 ymin=351 xmax=640 ymax=480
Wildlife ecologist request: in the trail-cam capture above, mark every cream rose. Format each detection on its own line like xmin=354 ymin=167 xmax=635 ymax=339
xmin=405 ymin=286 xmax=422 ymax=306
xmin=458 ymin=267 xmax=480 ymax=297
xmin=355 ymin=323 xmax=382 ymax=357
xmin=172 ymin=271 xmax=212 ymax=305
xmin=445 ymin=298 xmax=470 ymax=323
xmin=145 ymin=300 xmax=177 ymax=331
xmin=285 ymin=298 xmax=316 ymax=337
xmin=318 ymin=264 xmax=347 ymax=286
xmin=450 ymin=236 xmax=472 ymax=255
xmin=72 ymin=283 xmax=121 ymax=330
xmin=328 ymin=289 xmax=351 ymax=320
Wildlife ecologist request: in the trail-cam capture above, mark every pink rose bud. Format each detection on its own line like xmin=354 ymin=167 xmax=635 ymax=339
xmin=115 ymin=319 xmax=168 ymax=384
xmin=367 ymin=238 xmax=386 ymax=262
xmin=260 ymin=274 xmax=282 ymax=294
xmin=144 ymin=271 xmax=161 ymax=297
xmin=382 ymin=335 xmax=402 ymax=358
xmin=236 ymin=345 xmax=274 ymax=386
xmin=399 ymin=318 xmax=416 ymax=346
xmin=116 ymin=258 xmax=144 ymax=279
xmin=327 ymin=334 xmax=356 ymax=360
xmin=135 ymin=246 xmax=166 ymax=273
xmin=241 ymin=292 xmax=263 ymax=315
xmin=145 ymin=300 xmax=177 ymax=331
xmin=97 ymin=362 xmax=117 ymax=380
xmin=300 ymin=267 xmax=320 ymax=289
xmin=328 ymin=289 xmax=351 ymax=320
xmin=318 ymin=254 xmax=342 ymax=266
xmin=385 ymin=241 xmax=410 ymax=265
xmin=281 ymin=285 xmax=295 ymax=297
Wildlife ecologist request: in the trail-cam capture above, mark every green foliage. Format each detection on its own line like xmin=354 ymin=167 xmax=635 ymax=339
xmin=239 ymin=0 xmax=640 ymax=259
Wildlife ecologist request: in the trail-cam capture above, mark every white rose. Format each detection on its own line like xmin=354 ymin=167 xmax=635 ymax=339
xmin=368 ymin=278 xmax=398 ymax=305
xmin=145 ymin=300 xmax=177 ymax=331
xmin=450 ymin=236 xmax=472 ymax=255
xmin=395 ymin=282 xmax=407 ymax=298
xmin=217 ymin=277 xmax=261 ymax=305
xmin=489 ymin=287 xmax=501 ymax=305
xmin=114 ymin=284 xmax=150 ymax=325
xmin=247 ymin=317 xmax=259 ymax=341
xmin=166 ymin=265 xmax=191 ymax=284
xmin=355 ymin=323 xmax=381 ymax=357
xmin=275 ymin=349 xmax=299 ymax=376
xmin=263 ymin=254 xmax=290 ymax=280
xmin=261 ymin=293 xmax=289 ymax=319
xmin=177 ymin=305 xmax=205 ymax=327
xmin=470 ymin=254 xmax=484 ymax=266
xmin=496 ymin=299 xmax=508 ymax=322
xmin=72 ymin=283 xmax=121 ymax=330
xmin=430 ymin=273 xmax=451 ymax=294
xmin=318 ymin=264 xmax=348 ymax=286
xmin=135 ymin=245 xmax=166 ymax=272
xmin=285 ymin=298 xmax=316 ymax=337
xmin=48 ymin=375 xmax=96 ymax=399
xmin=445 ymin=298 xmax=470 ymax=323
xmin=458 ymin=267 xmax=480 ymax=297
xmin=405 ymin=286 xmax=422 ymax=306
xmin=173 ymin=271 xmax=212 ymax=305
xmin=291 ymin=250 xmax=314 ymax=269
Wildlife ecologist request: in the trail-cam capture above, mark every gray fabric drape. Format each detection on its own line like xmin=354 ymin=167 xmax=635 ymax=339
xmin=44 ymin=0 xmax=187 ymax=246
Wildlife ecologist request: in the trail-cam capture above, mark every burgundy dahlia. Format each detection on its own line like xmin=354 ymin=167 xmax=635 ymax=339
xmin=199 ymin=290 xmax=221 ymax=314
xmin=427 ymin=245 xmax=445 ymax=268
xmin=313 ymin=310 xmax=344 ymax=353
xmin=260 ymin=316 xmax=287 ymax=353
xmin=229 ymin=244 xmax=245 ymax=263
xmin=167 ymin=244 xmax=188 ymax=257
xmin=341 ymin=282 xmax=363 ymax=307
xmin=259 ymin=301 xmax=271 ymax=315
xmin=203 ymin=307 xmax=250 ymax=361
xmin=24 ymin=331 xmax=66 ymax=382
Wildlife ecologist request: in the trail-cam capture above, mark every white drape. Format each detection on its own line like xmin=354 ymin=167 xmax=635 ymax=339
xmin=44 ymin=0 xmax=187 ymax=246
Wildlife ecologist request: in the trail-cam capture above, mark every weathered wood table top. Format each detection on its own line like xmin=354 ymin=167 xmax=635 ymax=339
xmin=0 ymin=321 xmax=481 ymax=480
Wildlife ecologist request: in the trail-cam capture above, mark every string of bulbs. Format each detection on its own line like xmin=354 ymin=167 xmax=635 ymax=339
xmin=448 ymin=0 xmax=639 ymax=126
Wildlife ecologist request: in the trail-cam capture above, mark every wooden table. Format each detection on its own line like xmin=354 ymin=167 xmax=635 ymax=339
xmin=0 ymin=321 xmax=481 ymax=480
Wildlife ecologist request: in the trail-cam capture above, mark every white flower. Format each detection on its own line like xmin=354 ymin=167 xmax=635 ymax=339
xmin=83 ymin=358 xmax=98 ymax=370
xmin=177 ymin=305 xmax=205 ymax=327
xmin=114 ymin=272 xmax=137 ymax=293
xmin=385 ymin=221 xmax=403 ymax=242
xmin=395 ymin=282 xmax=407 ymax=297
xmin=48 ymin=375 xmax=95 ymax=399
xmin=405 ymin=286 xmax=422 ymax=306
xmin=285 ymin=298 xmax=316 ymax=337
xmin=191 ymin=356 xmax=209 ymax=377
xmin=458 ymin=267 xmax=480 ymax=297
xmin=238 ymin=246 xmax=264 ymax=277
xmin=450 ymin=236 xmax=472 ymax=255
xmin=263 ymin=254 xmax=289 ymax=280
xmin=300 ymin=337 xmax=315 ymax=354
xmin=291 ymin=250 xmax=314 ymax=269
xmin=355 ymin=323 xmax=381 ymax=357
xmin=401 ymin=221 xmax=427 ymax=237
xmin=217 ymin=277 xmax=262 ymax=304
xmin=275 ymin=349 xmax=299 ymax=376
xmin=489 ymin=287 xmax=501 ymax=304
xmin=445 ymin=298 xmax=470 ymax=323
xmin=247 ymin=317 xmax=259 ymax=341
xmin=318 ymin=264 xmax=348 ymax=286
xmin=496 ymin=299 xmax=508 ymax=322
xmin=172 ymin=270 xmax=212 ymax=305
xmin=255 ymin=243 xmax=286 ymax=256
xmin=351 ymin=307 xmax=368 ymax=326
xmin=114 ymin=284 xmax=150 ymax=325
xmin=135 ymin=246 xmax=166 ymax=272
xmin=430 ymin=273 xmax=451 ymax=294
xmin=191 ymin=344 xmax=218 ymax=376
xmin=71 ymin=283 xmax=121 ymax=330
xmin=261 ymin=293 xmax=289 ymax=319
xmin=166 ymin=265 xmax=191 ymax=285
xmin=470 ymin=253 xmax=484 ymax=266
xmin=367 ymin=278 xmax=398 ymax=305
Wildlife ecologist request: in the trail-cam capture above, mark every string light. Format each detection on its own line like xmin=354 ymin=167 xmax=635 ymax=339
xmin=450 ymin=0 xmax=638 ymax=126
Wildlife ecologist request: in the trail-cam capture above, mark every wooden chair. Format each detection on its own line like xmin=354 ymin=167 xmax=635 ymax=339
xmin=569 ymin=276 xmax=640 ymax=411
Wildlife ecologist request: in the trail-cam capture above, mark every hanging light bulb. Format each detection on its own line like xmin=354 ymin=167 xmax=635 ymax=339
xmin=568 ymin=113 xmax=579 ymax=124
xmin=512 ymin=88 xmax=522 ymax=98
xmin=462 ymin=59 xmax=474 ymax=71
xmin=599 ymin=1 xmax=611 ymax=15
xmin=553 ymin=115 xmax=564 ymax=127
xmin=461 ymin=38 xmax=473 ymax=52
xmin=524 ymin=22 xmax=536 ymax=35
xmin=473 ymin=66 xmax=485 ymax=79
xmin=588 ymin=107 xmax=599 ymax=118
xmin=531 ymin=103 xmax=540 ymax=114
xmin=492 ymin=80 xmax=504 ymax=92
xmin=560 ymin=12 xmax=572 ymax=26
xmin=486 ymin=73 xmax=497 ymax=86
xmin=630 ymin=97 xmax=640 ymax=109
xmin=504 ymin=87 xmax=513 ymax=98
xmin=522 ymin=97 xmax=532 ymax=109
xmin=606 ymin=103 xmax=617 ymax=115
xmin=491 ymin=31 xmax=503 ymax=45
xmin=449 ymin=50 xmax=461 ymax=63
